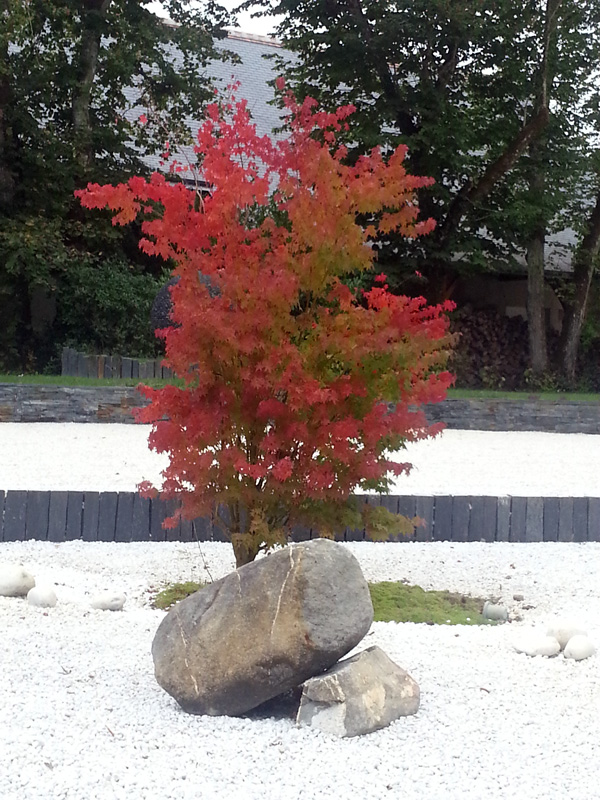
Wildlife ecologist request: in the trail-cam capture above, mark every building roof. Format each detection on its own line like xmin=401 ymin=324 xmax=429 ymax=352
xmin=130 ymin=30 xmax=294 ymax=176
xmin=211 ymin=31 xmax=292 ymax=140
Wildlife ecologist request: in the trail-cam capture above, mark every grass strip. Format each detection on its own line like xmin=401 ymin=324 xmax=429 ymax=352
xmin=1 ymin=374 xmax=598 ymax=402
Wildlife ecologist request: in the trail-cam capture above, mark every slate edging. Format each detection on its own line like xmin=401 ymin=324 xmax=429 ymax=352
xmin=1 ymin=490 xmax=598 ymax=543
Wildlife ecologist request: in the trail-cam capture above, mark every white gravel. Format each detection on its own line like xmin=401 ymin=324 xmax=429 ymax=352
xmin=1 ymin=422 xmax=600 ymax=495
xmin=2 ymin=423 xmax=600 ymax=799
xmin=2 ymin=539 xmax=600 ymax=800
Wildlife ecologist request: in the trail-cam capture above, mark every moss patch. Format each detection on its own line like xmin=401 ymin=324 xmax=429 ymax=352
xmin=151 ymin=578 xmax=490 ymax=625
xmin=369 ymin=581 xmax=488 ymax=625
xmin=151 ymin=581 xmax=203 ymax=610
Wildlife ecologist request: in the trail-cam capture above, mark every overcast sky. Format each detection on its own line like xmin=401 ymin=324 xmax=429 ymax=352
xmin=145 ymin=1 xmax=280 ymax=36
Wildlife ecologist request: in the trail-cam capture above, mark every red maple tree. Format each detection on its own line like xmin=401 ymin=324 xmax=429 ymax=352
xmin=77 ymin=88 xmax=454 ymax=566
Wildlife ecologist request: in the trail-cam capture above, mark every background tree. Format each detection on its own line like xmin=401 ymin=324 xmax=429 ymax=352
xmin=474 ymin=0 xmax=600 ymax=380
xmin=0 ymin=0 xmax=233 ymax=371
xmin=245 ymin=0 xmax=600 ymax=385
xmin=247 ymin=1 xmax=550 ymax=287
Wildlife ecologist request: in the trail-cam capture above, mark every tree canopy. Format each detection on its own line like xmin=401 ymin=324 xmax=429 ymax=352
xmin=78 ymin=89 xmax=454 ymax=565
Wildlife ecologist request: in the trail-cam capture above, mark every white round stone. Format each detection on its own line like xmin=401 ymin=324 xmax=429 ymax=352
xmin=0 ymin=564 xmax=35 ymax=597
xmin=27 ymin=585 xmax=58 ymax=608
xmin=513 ymin=632 xmax=561 ymax=658
xmin=546 ymin=619 xmax=587 ymax=650
xmin=90 ymin=591 xmax=126 ymax=611
xmin=563 ymin=634 xmax=596 ymax=661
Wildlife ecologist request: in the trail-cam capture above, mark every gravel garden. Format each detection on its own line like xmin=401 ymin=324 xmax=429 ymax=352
xmin=1 ymin=424 xmax=599 ymax=799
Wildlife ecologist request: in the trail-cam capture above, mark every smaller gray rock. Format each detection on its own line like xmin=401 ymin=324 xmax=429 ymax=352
xmin=513 ymin=594 xmax=525 ymax=602
xmin=90 ymin=592 xmax=126 ymax=611
xmin=483 ymin=601 xmax=508 ymax=621
xmin=296 ymin=646 xmax=419 ymax=738
xmin=27 ymin=585 xmax=57 ymax=608
xmin=0 ymin=565 xmax=35 ymax=597
xmin=563 ymin=634 xmax=595 ymax=661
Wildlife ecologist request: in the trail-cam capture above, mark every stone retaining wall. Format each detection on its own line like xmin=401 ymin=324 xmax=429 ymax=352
xmin=1 ymin=383 xmax=599 ymax=432
xmin=424 ymin=397 xmax=600 ymax=434
xmin=0 ymin=384 xmax=146 ymax=423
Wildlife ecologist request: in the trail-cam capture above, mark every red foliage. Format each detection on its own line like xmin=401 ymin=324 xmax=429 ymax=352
xmin=77 ymin=89 xmax=454 ymax=564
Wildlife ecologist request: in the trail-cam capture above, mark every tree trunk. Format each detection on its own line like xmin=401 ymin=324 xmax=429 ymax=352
xmin=525 ymin=134 xmax=549 ymax=376
xmin=523 ymin=0 xmax=566 ymax=377
xmin=72 ymin=0 xmax=111 ymax=173
xmin=526 ymin=229 xmax=548 ymax=375
xmin=231 ymin=533 xmax=261 ymax=568
xmin=557 ymin=189 xmax=600 ymax=382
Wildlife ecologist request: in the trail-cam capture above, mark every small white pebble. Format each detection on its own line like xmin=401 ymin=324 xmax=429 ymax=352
xmin=90 ymin=592 xmax=126 ymax=611
xmin=564 ymin=635 xmax=596 ymax=661
xmin=513 ymin=632 xmax=561 ymax=658
xmin=27 ymin=585 xmax=57 ymax=608
xmin=547 ymin=619 xmax=587 ymax=650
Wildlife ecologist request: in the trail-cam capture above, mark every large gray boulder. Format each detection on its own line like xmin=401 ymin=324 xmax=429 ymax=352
xmin=151 ymin=538 xmax=373 ymax=716
xmin=296 ymin=645 xmax=420 ymax=737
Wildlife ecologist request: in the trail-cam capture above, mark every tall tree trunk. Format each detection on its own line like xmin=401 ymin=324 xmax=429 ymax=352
xmin=72 ymin=0 xmax=111 ymax=173
xmin=526 ymin=227 xmax=548 ymax=375
xmin=557 ymin=190 xmax=600 ymax=382
xmin=525 ymin=131 xmax=552 ymax=375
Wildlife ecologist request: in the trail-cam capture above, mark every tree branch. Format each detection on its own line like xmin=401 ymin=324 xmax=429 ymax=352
xmin=435 ymin=41 xmax=459 ymax=91
xmin=72 ymin=0 xmax=111 ymax=172
xmin=345 ymin=0 xmax=419 ymax=136
xmin=436 ymin=0 xmax=563 ymax=250
xmin=436 ymin=105 xmax=550 ymax=248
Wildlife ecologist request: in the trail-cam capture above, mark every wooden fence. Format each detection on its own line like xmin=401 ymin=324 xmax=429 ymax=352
xmin=1 ymin=491 xmax=598 ymax=543
xmin=61 ymin=347 xmax=173 ymax=380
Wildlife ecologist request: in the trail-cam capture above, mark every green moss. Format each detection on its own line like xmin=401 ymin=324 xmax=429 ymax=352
xmin=369 ymin=581 xmax=489 ymax=625
xmin=151 ymin=581 xmax=203 ymax=610
xmin=150 ymin=578 xmax=492 ymax=625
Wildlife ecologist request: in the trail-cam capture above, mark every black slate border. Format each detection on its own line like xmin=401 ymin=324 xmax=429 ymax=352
xmin=1 ymin=491 xmax=598 ymax=543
